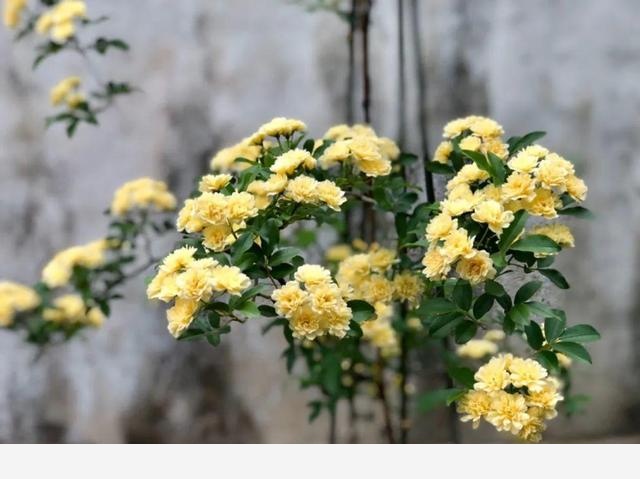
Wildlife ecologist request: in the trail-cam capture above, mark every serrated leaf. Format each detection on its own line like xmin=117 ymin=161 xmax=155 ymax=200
xmin=538 ymin=268 xmax=570 ymax=289
xmin=514 ymin=280 xmax=542 ymax=304
xmin=552 ymin=342 xmax=592 ymax=364
xmin=559 ymin=324 xmax=601 ymax=343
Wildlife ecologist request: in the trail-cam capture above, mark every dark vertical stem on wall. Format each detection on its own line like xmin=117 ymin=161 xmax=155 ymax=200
xmin=397 ymin=0 xmax=407 ymax=149
xmin=443 ymin=338 xmax=460 ymax=443
xmin=347 ymin=0 xmax=357 ymax=124
xmin=361 ymin=0 xmax=372 ymax=124
xmin=375 ymin=354 xmax=396 ymax=444
xmin=409 ymin=0 xmax=435 ymax=203
xmin=398 ymin=304 xmax=410 ymax=443
xmin=329 ymin=403 xmax=337 ymax=443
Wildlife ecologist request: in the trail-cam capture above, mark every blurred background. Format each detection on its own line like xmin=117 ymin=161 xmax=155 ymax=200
xmin=0 ymin=0 xmax=638 ymax=443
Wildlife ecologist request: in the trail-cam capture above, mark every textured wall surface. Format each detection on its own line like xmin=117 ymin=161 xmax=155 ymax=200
xmin=0 ymin=0 xmax=638 ymax=443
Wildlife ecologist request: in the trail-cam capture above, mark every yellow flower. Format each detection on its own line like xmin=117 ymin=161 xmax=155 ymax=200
xmin=459 ymin=135 xmax=482 ymax=151
xmin=469 ymin=117 xmax=504 ymax=138
xmin=456 ymin=339 xmax=498 ymax=359
xmin=433 ymin=141 xmax=453 ymax=164
xmin=348 ymin=137 xmax=391 ymax=177
xmin=557 ymin=353 xmax=572 ymax=368
xmin=146 ymin=270 xmax=178 ymax=302
xmin=111 ymin=178 xmax=176 ymax=217
xmin=0 ymin=281 xmax=40 ymax=327
xmin=323 ymin=124 xmax=354 ymax=141
xmin=43 ymin=294 xmax=86 ymax=324
xmin=471 ymin=200 xmax=514 ymax=235
xmin=160 ymin=247 xmax=197 ymax=274
xmin=440 ymin=184 xmax=477 ymax=217
xmin=176 ymin=265 xmax=214 ymax=302
xmin=176 ymin=199 xmax=205 ymax=233
xmin=316 ymin=180 xmax=346 ymax=211
xmin=368 ymin=245 xmax=396 ymax=272
xmin=565 ymin=174 xmax=587 ymax=201
xmin=443 ymin=117 xmax=472 ymax=139
xmin=319 ymin=140 xmax=351 ymax=168
xmin=41 ymin=240 xmax=109 ymax=288
xmin=3 ymin=0 xmax=26 ymax=28
xmin=421 ymin=247 xmax=451 ymax=280
xmin=474 ymin=354 xmax=512 ymax=392
xmin=86 ymin=307 xmax=105 ymax=327
xmin=529 ymin=223 xmax=574 ymax=248
xmin=294 ymin=264 xmax=332 ymax=287
xmin=475 ymin=184 xmax=502 ymax=203
xmin=486 ymin=391 xmax=530 ymax=434
xmin=534 ymin=153 xmax=574 ymax=189
xmin=447 ymin=163 xmax=490 ymax=191
xmin=36 ymin=0 xmax=87 ymax=43
xmin=508 ymin=357 xmax=548 ymax=392
xmin=425 ymin=213 xmax=457 ymax=242
xmin=309 ymin=282 xmax=342 ymax=315
xmin=456 ymin=249 xmax=496 ymax=284
xmin=525 ymin=188 xmax=560 ymax=218
xmin=198 ymin=174 xmax=232 ymax=193
xmin=50 ymin=76 xmax=82 ymax=106
xmin=508 ymin=150 xmax=541 ymax=174
xmin=210 ymin=140 xmax=261 ymax=172
xmin=167 ymin=298 xmax=199 ymax=338
xmin=289 ymin=303 xmax=322 ymax=340
xmin=325 ymin=244 xmax=352 ymax=262
xmin=361 ymin=275 xmax=394 ymax=304
xmin=284 ymin=175 xmax=318 ymax=204
xmin=392 ymin=271 xmax=424 ymax=306
xmin=202 ymin=223 xmax=242 ymax=252
xmin=501 ymin=172 xmax=536 ymax=202
xmin=407 ymin=317 xmax=423 ymax=331
xmin=376 ymin=137 xmax=401 ymax=161
xmin=441 ymin=228 xmax=475 ymax=261
xmin=336 ymin=253 xmax=371 ymax=286
xmin=525 ymin=378 xmax=563 ymax=418
xmin=518 ymin=407 xmax=546 ymax=442
xmin=271 ymin=149 xmax=316 ymax=176
xmin=226 ymin=191 xmax=258 ymax=223
xmin=483 ymin=329 xmax=505 ymax=342
xmin=457 ymin=390 xmax=492 ymax=429
xmin=361 ymin=316 xmax=399 ymax=357
xmin=210 ymin=265 xmax=251 ymax=296
xmin=249 ymin=117 xmax=307 ymax=144
xmin=272 ymin=281 xmax=309 ymax=317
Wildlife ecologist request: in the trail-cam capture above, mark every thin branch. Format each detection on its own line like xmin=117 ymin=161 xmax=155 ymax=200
xmin=374 ymin=353 xmax=396 ymax=443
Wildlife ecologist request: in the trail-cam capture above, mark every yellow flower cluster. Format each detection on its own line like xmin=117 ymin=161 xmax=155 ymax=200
xmin=318 ymin=123 xmax=399 ymax=177
xmin=50 ymin=76 xmax=85 ymax=109
xmin=361 ymin=302 xmax=399 ymax=357
xmin=271 ymin=264 xmax=351 ymax=341
xmin=248 ymin=117 xmax=307 ymax=145
xmin=423 ymin=116 xmax=587 ymax=284
xmin=43 ymin=294 xmax=104 ymax=327
xmin=176 ymin=189 xmax=257 ymax=252
xmin=0 ymin=281 xmax=40 ymax=327
xmin=457 ymin=354 xmax=563 ymax=442
xmin=42 ymin=239 xmax=110 ymax=288
xmin=456 ymin=328 xmax=506 ymax=359
xmin=210 ymin=139 xmax=262 ymax=172
xmin=3 ymin=0 xmax=26 ymax=28
xmin=147 ymin=247 xmax=251 ymax=337
xmin=110 ymin=177 xmax=177 ymax=217
xmin=529 ymin=223 xmax=575 ymax=248
xmin=36 ymin=0 xmax=87 ymax=43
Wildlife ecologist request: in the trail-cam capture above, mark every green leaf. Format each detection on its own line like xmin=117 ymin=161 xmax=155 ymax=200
xmin=419 ymin=298 xmax=459 ymax=317
xmin=258 ymin=305 xmax=278 ymax=318
xmin=347 ymin=300 xmax=375 ymax=323
xmin=498 ymin=210 xmax=528 ymax=253
xmin=534 ymin=350 xmax=559 ymax=371
xmin=559 ymin=325 xmax=601 ymax=343
xmin=473 ymin=294 xmax=494 ymax=319
xmin=235 ymin=301 xmax=261 ymax=317
xmin=510 ymin=235 xmax=560 ymax=254
xmin=417 ymin=388 xmax=466 ymax=413
xmin=509 ymin=131 xmax=546 ymax=154
xmin=429 ymin=314 xmax=464 ymax=338
xmin=233 ymin=231 xmax=255 ymax=257
xmin=552 ymin=342 xmax=592 ymax=364
xmin=270 ymin=247 xmax=301 ymax=266
xmin=487 ymin=153 xmax=507 ymax=185
xmin=526 ymin=301 xmax=560 ymax=319
xmin=454 ymin=321 xmax=478 ymax=344
xmin=525 ymin=321 xmax=544 ymax=350
xmin=485 ymin=279 xmax=508 ymax=298
xmin=558 ymin=206 xmax=594 ymax=219
xmin=452 ymin=280 xmax=472 ymax=311
xmin=538 ymin=268 xmax=570 ymax=289
xmin=514 ymin=280 xmax=542 ymax=304
xmin=321 ymin=355 xmax=341 ymax=396
xmin=544 ymin=316 xmax=566 ymax=342
xmin=447 ymin=366 xmax=476 ymax=389
xmin=507 ymin=303 xmax=530 ymax=326
xmin=426 ymin=162 xmax=455 ymax=175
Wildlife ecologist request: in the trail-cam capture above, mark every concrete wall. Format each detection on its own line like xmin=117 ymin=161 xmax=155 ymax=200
xmin=0 ymin=0 xmax=638 ymax=442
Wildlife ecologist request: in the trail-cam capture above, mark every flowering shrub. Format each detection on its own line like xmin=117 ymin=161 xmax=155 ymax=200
xmin=3 ymin=0 xmax=133 ymax=136
xmin=0 ymin=178 xmax=175 ymax=344
xmin=141 ymin=115 xmax=598 ymax=442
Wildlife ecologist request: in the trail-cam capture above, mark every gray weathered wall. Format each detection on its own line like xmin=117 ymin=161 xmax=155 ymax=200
xmin=0 ymin=0 xmax=638 ymax=442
